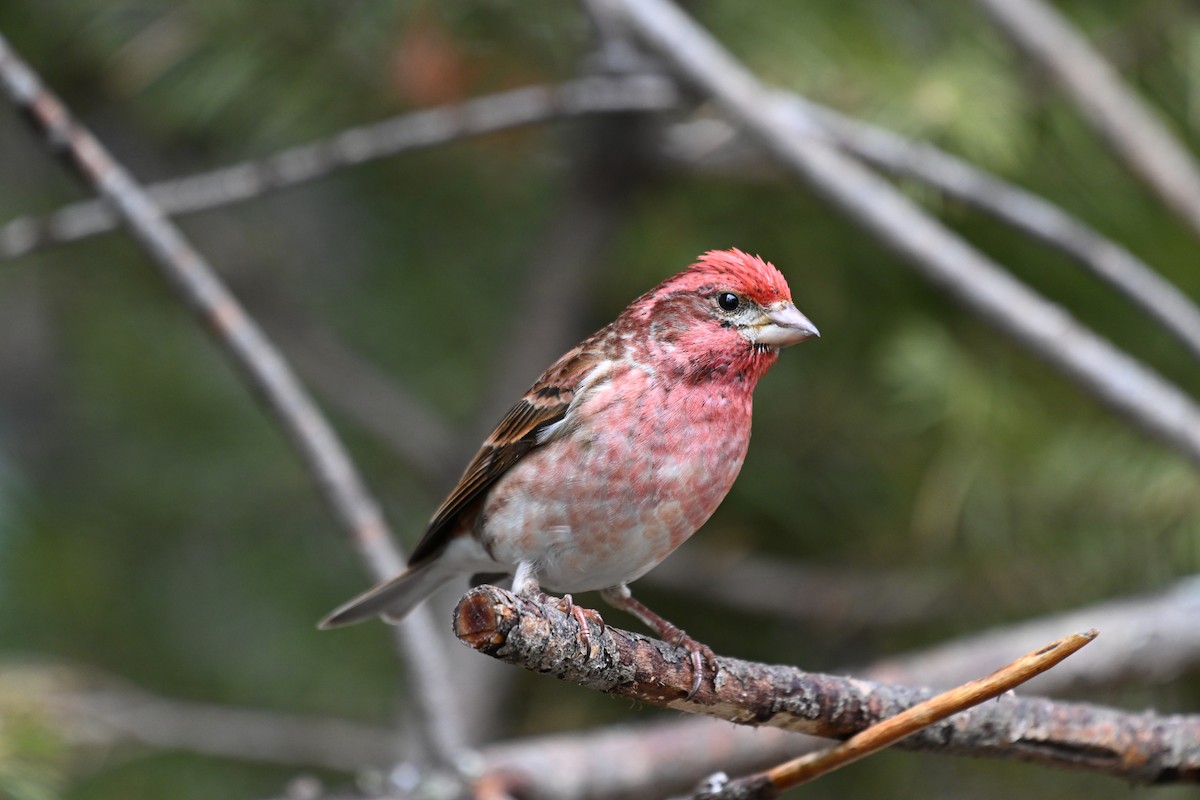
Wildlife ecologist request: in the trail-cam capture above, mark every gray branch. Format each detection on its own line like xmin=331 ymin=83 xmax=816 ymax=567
xmin=773 ymin=95 xmax=1200 ymax=363
xmin=977 ymin=0 xmax=1200 ymax=242
xmin=869 ymin=573 xmax=1200 ymax=696
xmin=24 ymin=573 xmax=1200 ymax=799
xmin=0 ymin=74 xmax=679 ymax=260
xmin=0 ymin=32 xmax=465 ymax=765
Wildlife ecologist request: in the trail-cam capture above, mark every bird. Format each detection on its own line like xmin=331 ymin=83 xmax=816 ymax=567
xmin=320 ymin=248 xmax=818 ymax=697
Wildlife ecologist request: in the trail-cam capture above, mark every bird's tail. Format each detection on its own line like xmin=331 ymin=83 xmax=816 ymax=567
xmin=318 ymin=558 xmax=454 ymax=629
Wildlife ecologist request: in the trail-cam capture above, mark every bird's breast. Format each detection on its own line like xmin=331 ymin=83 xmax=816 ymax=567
xmin=478 ymin=363 xmax=755 ymax=592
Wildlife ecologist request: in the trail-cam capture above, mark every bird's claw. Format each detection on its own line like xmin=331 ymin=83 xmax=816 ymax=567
xmin=662 ymin=626 xmax=717 ymax=700
xmin=556 ymin=594 xmax=606 ymax=659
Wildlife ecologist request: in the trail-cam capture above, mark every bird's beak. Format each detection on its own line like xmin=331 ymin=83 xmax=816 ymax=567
xmin=753 ymin=301 xmax=820 ymax=347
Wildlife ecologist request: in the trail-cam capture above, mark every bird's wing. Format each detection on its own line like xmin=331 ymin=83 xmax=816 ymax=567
xmin=407 ymin=348 xmax=604 ymax=565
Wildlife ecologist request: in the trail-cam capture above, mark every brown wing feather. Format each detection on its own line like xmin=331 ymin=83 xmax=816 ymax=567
xmin=407 ymin=348 xmax=602 ymax=565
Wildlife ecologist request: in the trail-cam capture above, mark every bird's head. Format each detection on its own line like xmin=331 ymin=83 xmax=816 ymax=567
xmin=621 ymin=249 xmax=819 ymax=382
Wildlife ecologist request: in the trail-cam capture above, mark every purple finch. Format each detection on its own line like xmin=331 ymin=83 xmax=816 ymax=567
xmin=321 ymin=249 xmax=818 ymax=695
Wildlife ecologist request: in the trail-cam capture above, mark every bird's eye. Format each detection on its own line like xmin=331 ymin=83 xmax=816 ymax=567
xmin=717 ymin=292 xmax=740 ymax=312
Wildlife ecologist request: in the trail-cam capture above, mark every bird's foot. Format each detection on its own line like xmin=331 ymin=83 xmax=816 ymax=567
xmin=655 ymin=620 xmax=718 ymax=701
xmin=599 ymin=584 xmax=717 ymax=700
xmin=511 ymin=574 xmax=605 ymax=660
xmin=555 ymin=594 xmax=606 ymax=659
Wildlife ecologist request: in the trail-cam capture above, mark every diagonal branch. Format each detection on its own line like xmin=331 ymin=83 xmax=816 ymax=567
xmin=605 ymin=0 xmax=1200 ymax=469
xmin=454 ymin=585 xmax=1200 ymax=785
xmin=771 ymin=96 xmax=1200 ymax=363
xmin=0 ymin=31 xmax=464 ymax=765
xmin=977 ymin=0 xmax=1200 ymax=243
xmin=0 ymin=74 xmax=679 ymax=260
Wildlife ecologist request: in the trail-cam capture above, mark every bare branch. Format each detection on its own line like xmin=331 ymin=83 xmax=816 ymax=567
xmin=705 ymin=632 xmax=1095 ymax=798
xmin=503 ymin=576 xmax=1200 ymax=799
xmin=977 ymin=0 xmax=1200 ymax=242
xmin=455 ymin=585 xmax=1200 ymax=784
xmin=28 ymin=569 xmax=1200 ymax=800
xmin=604 ymin=0 xmax=1200 ymax=469
xmin=652 ymin=556 xmax=1200 ymax=691
xmin=773 ymin=97 xmax=1200 ymax=364
xmin=869 ymin=574 xmax=1200 ymax=695
xmin=24 ymin=660 xmax=802 ymax=800
xmin=0 ymin=74 xmax=679 ymax=260
xmin=482 ymin=718 xmax=811 ymax=800
xmin=0 ymin=32 xmax=464 ymax=764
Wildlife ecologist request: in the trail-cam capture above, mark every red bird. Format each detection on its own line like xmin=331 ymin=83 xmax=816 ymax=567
xmin=321 ymin=249 xmax=818 ymax=695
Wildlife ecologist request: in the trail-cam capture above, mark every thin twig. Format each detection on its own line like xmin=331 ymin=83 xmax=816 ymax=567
xmin=703 ymin=631 xmax=1095 ymax=798
xmin=454 ymin=585 xmax=1200 ymax=784
xmin=977 ymin=0 xmax=1200 ymax=242
xmin=0 ymin=74 xmax=679 ymax=260
xmin=0 ymin=32 xmax=465 ymax=766
xmin=605 ymin=0 xmax=1200 ymax=468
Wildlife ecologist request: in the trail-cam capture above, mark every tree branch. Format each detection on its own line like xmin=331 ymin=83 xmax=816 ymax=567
xmin=704 ymin=631 xmax=1095 ymax=798
xmin=652 ymin=555 xmax=1200 ymax=692
xmin=869 ymin=573 xmax=1200 ymax=695
xmin=0 ymin=32 xmax=465 ymax=765
xmin=604 ymin=0 xmax=1200 ymax=470
xmin=0 ymin=74 xmax=679 ymax=260
xmin=454 ymin=585 xmax=1200 ymax=785
xmin=25 ymin=568 xmax=1200 ymax=800
xmin=977 ymin=0 xmax=1200 ymax=242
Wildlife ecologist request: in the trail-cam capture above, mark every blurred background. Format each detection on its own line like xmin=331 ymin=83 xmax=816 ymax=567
xmin=1 ymin=1 xmax=1199 ymax=798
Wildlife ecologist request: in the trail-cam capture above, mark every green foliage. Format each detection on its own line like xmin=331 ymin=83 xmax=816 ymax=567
xmin=0 ymin=672 xmax=69 ymax=800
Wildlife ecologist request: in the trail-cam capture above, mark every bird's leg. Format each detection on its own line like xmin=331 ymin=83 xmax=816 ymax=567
xmin=600 ymin=584 xmax=716 ymax=700
xmin=512 ymin=562 xmax=603 ymax=659
xmin=558 ymin=594 xmax=605 ymax=659
xmin=511 ymin=561 xmax=541 ymax=597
